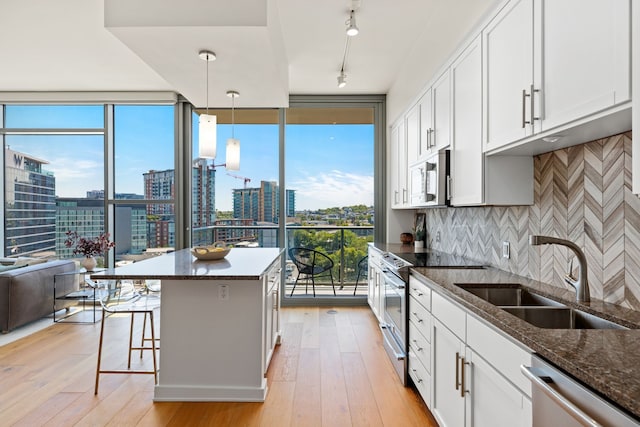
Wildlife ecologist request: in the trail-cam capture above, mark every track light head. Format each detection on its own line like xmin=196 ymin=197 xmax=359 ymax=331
xmin=337 ymin=71 xmax=347 ymax=88
xmin=346 ymin=10 xmax=359 ymax=36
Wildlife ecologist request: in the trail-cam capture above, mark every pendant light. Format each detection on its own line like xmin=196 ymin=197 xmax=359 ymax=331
xmin=225 ymin=90 xmax=240 ymax=171
xmin=198 ymin=50 xmax=217 ymax=159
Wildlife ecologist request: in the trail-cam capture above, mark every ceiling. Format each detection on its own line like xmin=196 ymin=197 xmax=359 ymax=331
xmin=0 ymin=0 xmax=497 ymax=109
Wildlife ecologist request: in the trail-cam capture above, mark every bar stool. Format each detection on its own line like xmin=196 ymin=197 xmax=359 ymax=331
xmin=140 ymin=279 xmax=161 ymax=358
xmin=94 ymin=279 xmax=161 ymax=394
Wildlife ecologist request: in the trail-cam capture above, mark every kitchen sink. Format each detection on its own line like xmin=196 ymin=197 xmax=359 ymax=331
xmin=455 ymin=283 xmax=629 ymax=330
xmin=455 ymin=284 xmax=565 ymax=307
xmin=502 ymin=307 xmax=628 ymax=330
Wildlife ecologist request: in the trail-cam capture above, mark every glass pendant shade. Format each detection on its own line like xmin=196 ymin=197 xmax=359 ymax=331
xmin=199 ymin=114 xmax=217 ymax=159
xmin=225 ymin=138 xmax=240 ymax=171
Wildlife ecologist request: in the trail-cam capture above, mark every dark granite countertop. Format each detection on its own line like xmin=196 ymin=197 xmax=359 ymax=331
xmin=410 ymin=266 xmax=640 ymax=420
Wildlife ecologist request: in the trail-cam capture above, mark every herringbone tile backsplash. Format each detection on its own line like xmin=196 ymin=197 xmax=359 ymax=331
xmin=423 ymin=131 xmax=640 ymax=310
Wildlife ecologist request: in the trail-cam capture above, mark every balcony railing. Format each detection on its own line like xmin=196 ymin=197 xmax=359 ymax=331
xmin=192 ymin=224 xmax=373 ymax=297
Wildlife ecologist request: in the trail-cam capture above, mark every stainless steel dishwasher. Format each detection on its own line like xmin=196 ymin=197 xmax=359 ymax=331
xmin=521 ymin=355 xmax=639 ymax=426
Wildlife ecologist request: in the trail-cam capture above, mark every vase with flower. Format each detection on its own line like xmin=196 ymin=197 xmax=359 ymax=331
xmin=64 ymin=230 xmax=115 ymax=271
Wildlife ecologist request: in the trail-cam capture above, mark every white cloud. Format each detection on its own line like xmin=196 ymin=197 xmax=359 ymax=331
xmin=290 ymin=170 xmax=373 ymax=210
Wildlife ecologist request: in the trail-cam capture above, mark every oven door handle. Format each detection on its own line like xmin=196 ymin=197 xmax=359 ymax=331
xmin=380 ymin=324 xmax=406 ymax=360
xmin=382 ymin=270 xmax=405 ymax=289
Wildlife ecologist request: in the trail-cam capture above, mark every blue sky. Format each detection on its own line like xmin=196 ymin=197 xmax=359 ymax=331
xmin=5 ymin=105 xmax=374 ymax=211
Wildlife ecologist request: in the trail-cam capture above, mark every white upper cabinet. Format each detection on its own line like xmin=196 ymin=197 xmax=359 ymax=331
xmin=416 ymin=71 xmax=452 ymax=161
xmin=406 ymin=103 xmax=420 ymax=165
xmin=451 ymin=35 xmax=534 ymax=206
xmin=419 ymin=89 xmax=433 ymax=160
xmin=390 ymin=120 xmax=408 ymax=208
xmin=483 ymin=0 xmax=535 ymax=151
xmin=539 ymin=0 xmax=630 ymax=131
xmin=483 ymin=0 xmax=631 ymax=152
xmin=451 ymin=37 xmax=484 ymax=206
xmin=431 ymin=70 xmax=452 ymax=153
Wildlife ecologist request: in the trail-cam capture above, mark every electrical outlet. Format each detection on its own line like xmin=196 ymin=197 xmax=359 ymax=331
xmin=218 ymin=284 xmax=229 ymax=301
xmin=502 ymin=241 xmax=510 ymax=259
xmin=436 ymin=231 xmax=441 ymax=243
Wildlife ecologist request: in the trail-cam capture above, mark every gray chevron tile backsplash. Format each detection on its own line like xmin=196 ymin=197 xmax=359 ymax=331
xmin=423 ymin=131 xmax=640 ymax=310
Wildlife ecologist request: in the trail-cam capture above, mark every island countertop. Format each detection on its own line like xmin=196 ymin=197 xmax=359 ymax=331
xmin=91 ymin=247 xmax=283 ymax=281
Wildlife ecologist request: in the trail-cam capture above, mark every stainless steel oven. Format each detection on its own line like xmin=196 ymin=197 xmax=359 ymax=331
xmin=380 ymin=253 xmax=410 ymax=385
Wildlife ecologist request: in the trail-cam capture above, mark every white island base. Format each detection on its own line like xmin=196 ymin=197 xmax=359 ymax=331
xmin=154 ymin=273 xmax=279 ymax=402
xmin=92 ymin=248 xmax=283 ymax=402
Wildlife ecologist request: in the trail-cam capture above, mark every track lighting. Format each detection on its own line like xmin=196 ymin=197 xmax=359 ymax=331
xmin=337 ymin=71 xmax=347 ymax=88
xmin=346 ymin=10 xmax=359 ymax=36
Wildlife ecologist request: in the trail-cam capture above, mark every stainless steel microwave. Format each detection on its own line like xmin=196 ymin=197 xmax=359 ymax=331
xmin=409 ymin=149 xmax=450 ymax=207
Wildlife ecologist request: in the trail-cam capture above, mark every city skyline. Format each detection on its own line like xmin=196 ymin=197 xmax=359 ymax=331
xmin=4 ymin=105 xmax=374 ymax=211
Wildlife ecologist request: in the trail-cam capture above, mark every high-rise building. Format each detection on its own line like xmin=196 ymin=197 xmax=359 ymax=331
xmin=56 ymin=198 xmax=148 ymax=258
xmin=143 ymin=169 xmax=175 ymax=216
xmin=192 ymin=159 xmax=216 ymax=227
xmin=232 ymin=181 xmax=296 ymax=223
xmin=143 ymin=169 xmax=176 ymax=248
xmin=4 ymin=148 xmax=56 ymax=257
xmin=286 ymin=189 xmax=296 ymax=218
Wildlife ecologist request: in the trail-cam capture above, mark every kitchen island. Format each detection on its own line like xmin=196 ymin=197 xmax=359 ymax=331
xmin=92 ymin=247 xmax=283 ymax=402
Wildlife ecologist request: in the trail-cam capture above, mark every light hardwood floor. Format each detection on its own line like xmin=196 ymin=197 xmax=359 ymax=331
xmin=0 ymin=307 xmax=437 ymax=426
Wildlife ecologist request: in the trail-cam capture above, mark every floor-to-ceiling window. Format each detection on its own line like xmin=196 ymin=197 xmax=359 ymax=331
xmin=1 ymin=95 xmax=384 ymax=305
xmin=2 ymin=105 xmax=105 ymax=259
xmin=284 ymin=103 xmax=377 ymax=302
xmin=190 ymin=109 xmax=280 ymax=247
xmin=112 ymin=105 xmax=175 ymax=263
xmin=1 ymin=102 xmax=177 ymax=267
xmin=189 ymin=95 xmax=385 ymax=305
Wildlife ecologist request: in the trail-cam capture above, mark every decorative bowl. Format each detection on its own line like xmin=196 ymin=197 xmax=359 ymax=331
xmin=191 ymin=242 xmax=231 ymax=261
xmin=400 ymin=232 xmax=414 ymax=244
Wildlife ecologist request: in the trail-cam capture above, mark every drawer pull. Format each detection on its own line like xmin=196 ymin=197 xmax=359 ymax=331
xmin=411 ymin=339 xmax=423 ymax=352
xmin=411 ymin=368 xmax=423 ymax=384
xmin=411 ymin=312 xmax=423 ymax=323
xmin=411 ymin=287 xmax=424 ymax=296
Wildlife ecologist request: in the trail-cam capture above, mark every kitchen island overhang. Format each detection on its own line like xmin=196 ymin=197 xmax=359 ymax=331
xmin=91 ymin=247 xmax=284 ymax=402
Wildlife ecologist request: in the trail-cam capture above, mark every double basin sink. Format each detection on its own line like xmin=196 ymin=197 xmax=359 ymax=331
xmin=455 ymin=283 xmax=629 ymax=330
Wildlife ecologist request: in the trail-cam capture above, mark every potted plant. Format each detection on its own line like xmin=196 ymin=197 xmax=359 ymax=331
xmin=64 ymin=230 xmax=115 ymax=271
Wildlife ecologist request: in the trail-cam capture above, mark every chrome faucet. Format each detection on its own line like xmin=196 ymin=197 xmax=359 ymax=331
xmin=529 ymin=235 xmax=590 ymax=303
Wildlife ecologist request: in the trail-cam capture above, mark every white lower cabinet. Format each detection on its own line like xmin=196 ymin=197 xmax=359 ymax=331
xmin=408 ymin=276 xmax=433 ymax=406
xmin=466 ymin=349 xmax=532 ymax=427
xmin=367 ymin=246 xmax=384 ymax=322
xmin=431 ymin=318 xmax=466 ymax=427
xmin=263 ymin=257 xmax=282 ymax=373
xmin=409 ymin=275 xmax=533 ymax=427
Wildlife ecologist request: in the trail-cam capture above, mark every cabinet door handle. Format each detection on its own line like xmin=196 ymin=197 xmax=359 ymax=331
xmin=394 ymin=190 xmax=399 ymax=204
xmin=273 ymin=289 xmax=279 ymax=311
xmin=455 ymin=351 xmax=461 ymax=391
xmin=530 ymin=84 xmax=540 ymax=125
xmin=402 ymin=189 xmax=407 ymax=204
xmin=460 ymin=356 xmax=467 ymax=398
xmin=522 ymin=89 xmax=530 ymax=127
